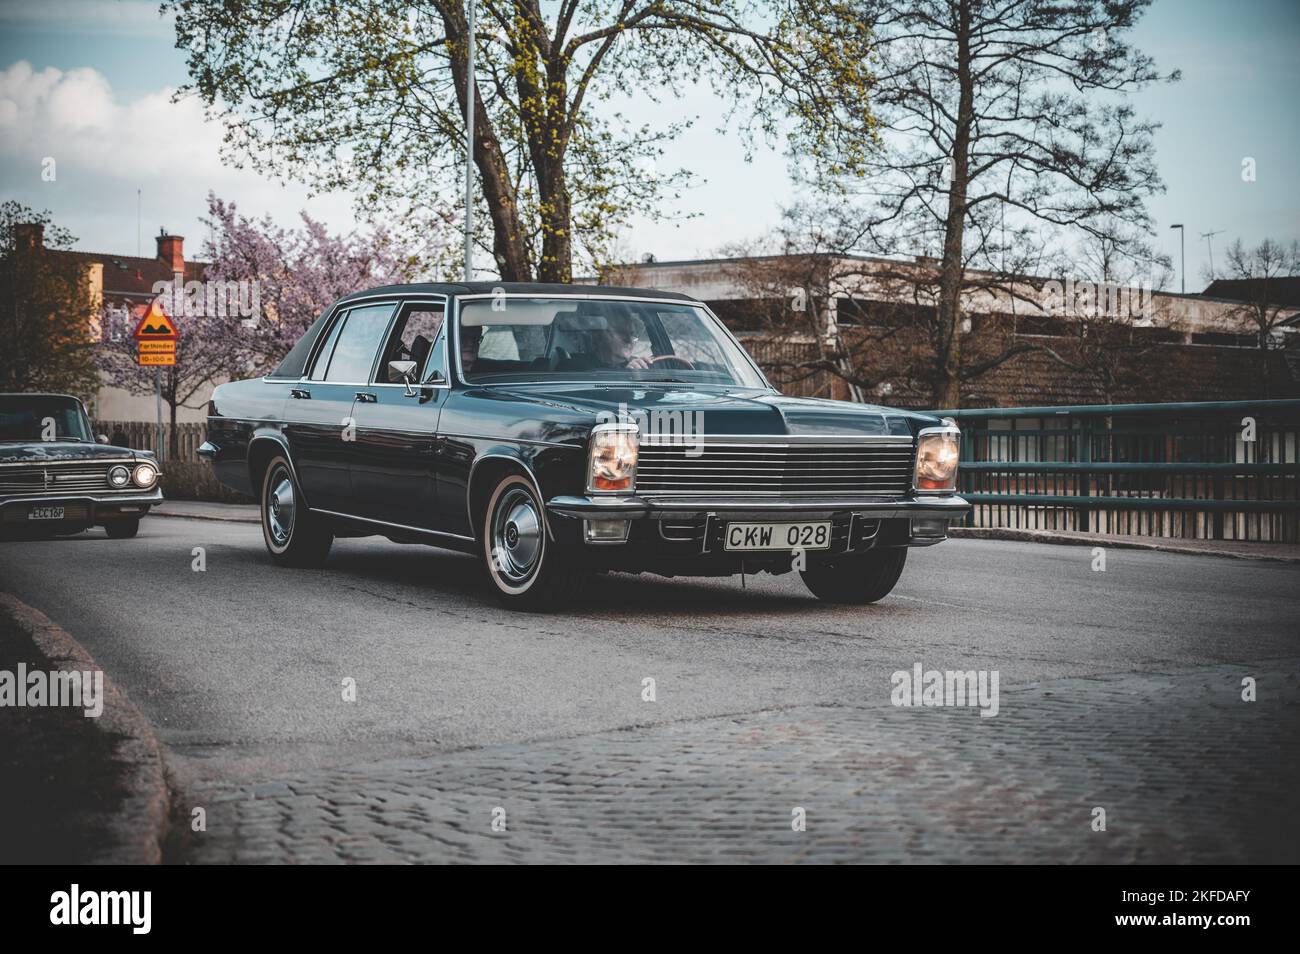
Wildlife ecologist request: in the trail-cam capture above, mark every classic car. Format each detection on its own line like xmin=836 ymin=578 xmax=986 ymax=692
xmin=201 ymin=283 xmax=968 ymax=609
xmin=0 ymin=393 xmax=161 ymax=539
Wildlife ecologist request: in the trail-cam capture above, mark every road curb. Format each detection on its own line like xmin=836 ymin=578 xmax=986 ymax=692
xmin=949 ymin=526 xmax=1300 ymax=563
xmin=151 ymin=506 xmax=258 ymax=524
xmin=0 ymin=593 xmax=171 ymax=864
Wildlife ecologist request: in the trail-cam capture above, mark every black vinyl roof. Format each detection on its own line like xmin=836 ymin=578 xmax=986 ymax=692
xmin=336 ymin=281 xmax=698 ymax=303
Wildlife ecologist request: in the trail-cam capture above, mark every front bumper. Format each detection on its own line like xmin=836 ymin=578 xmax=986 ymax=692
xmin=0 ymin=489 xmax=164 ymax=525
xmin=547 ymin=493 xmax=970 ymax=521
xmin=545 ymin=493 xmax=970 ymax=561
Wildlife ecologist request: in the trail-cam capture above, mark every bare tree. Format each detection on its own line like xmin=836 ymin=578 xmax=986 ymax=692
xmin=1218 ymin=237 xmax=1300 ymax=395
xmin=800 ymin=0 xmax=1176 ymax=407
xmin=722 ymin=198 xmax=1071 ymax=406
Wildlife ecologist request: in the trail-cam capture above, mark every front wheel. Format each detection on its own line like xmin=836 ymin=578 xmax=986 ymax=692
xmin=103 ymin=517 xmax=141 ymax=539
xmin=800 ymin=547 xmax=907 ymax=604
xmin=261 ymin=455 xmax=332 ymax=567
xmin=481 ymin=473 xmax=586 ymax=611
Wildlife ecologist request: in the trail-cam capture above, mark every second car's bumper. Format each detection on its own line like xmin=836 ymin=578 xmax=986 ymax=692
xmin=0 ymin=489 xmax=164 ymax=525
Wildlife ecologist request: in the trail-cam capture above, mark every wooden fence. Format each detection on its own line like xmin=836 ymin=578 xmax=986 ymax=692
xmin=94 ymin=420 xmax=208 ymax=462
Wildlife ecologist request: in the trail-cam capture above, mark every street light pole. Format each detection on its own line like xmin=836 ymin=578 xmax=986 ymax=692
xmin=463 ymin=0 xmax=476 ymax=282
xmin=1170 ymin=223 xmax=1185 ymax=294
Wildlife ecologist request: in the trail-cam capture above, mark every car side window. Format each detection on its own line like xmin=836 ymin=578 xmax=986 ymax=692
xmin=375 ymin=302 xmax=445 ymax=383
xmin=319 ymin=303 xmax=396 ymax=383
xmin=306 ymin=310 xmax=347 ymax=381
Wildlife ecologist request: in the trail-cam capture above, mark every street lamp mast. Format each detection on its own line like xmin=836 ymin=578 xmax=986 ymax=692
xmin=1170 ymin=223 xmax=1185 ymax=294
xmin=463 ymin=0 xmax=476 ymax=282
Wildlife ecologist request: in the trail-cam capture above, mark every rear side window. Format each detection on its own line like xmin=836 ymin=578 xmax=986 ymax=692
xmin=309 ymin=303 xmax=396 ymax=382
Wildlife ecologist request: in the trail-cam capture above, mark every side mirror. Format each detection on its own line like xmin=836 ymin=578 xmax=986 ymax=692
xmin=96 ymin=434 xmax=110 ymax=444
xmin=387 ymin=359 xmax=419 ymax=396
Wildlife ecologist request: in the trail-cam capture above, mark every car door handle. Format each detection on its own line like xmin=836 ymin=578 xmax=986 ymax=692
xmin=355 ymin=392 xmax=378 ymax=403
xmin=290 ymin=388 xmax=311 ymax=399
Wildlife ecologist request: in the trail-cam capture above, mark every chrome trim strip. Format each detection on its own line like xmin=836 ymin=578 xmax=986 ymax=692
xmin=438 ymin=432 xmax=578 ymax=448
xmin=0 ymin=455 xmax=137 ymax=468
xmin=640 ymin=435 xmax=913 ymax=445
xmin=308 ymin=507 xmax=475 ymax=543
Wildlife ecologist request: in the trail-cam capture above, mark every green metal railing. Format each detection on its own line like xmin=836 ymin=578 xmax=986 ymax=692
xmin=929 ymin=399 xmax=1300 ymax=543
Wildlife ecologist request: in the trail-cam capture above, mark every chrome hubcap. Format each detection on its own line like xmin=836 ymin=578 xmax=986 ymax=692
xmin=267 ymin=470 xmax=295 ymax=545
xmin=492 ymin=488 xmax=541 ymax=583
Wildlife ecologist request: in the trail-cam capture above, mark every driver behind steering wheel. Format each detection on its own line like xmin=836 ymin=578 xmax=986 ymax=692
xmin=594 ymin=312 xmax=651 ymax=370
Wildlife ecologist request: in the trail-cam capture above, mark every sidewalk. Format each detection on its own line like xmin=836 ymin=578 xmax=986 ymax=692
xmin=950 ymin=526 xmax=1300 ymax=563
xmin=152 ymin=500 xmax=258 ymax=523
xmin=0 ymin=594 xmax=172 ymax=864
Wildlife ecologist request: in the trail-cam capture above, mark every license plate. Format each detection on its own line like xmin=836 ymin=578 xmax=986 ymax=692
xmin=28 ymin=506 xmax=65 ymax=521
xmin=724 ymin=521 xmax=831 ymax=551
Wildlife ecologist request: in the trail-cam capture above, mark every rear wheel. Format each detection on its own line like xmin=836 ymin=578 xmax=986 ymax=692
xmin=800 ymin=548 xmax=907 ymax=604
xmin=481 ymin=473 xmax=585 ymax=611
xmin=103 ymin=517 xmax=141 ymax=539
xmin=261 ymin=455 xmax=332 ymax=567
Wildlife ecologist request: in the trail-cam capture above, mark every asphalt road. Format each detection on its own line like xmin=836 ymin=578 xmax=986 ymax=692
xmin=1 ymin=516 xmax=1296 ymax=862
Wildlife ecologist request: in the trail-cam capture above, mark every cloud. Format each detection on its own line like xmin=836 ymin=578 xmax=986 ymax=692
xmin=1 ymin=60 xmax=227 ymax=178
xmin=0 ymin=60 xmax=355 ymax=255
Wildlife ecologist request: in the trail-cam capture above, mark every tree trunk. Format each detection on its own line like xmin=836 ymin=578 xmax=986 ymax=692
xmin=932 ymin=0 xmax=974 ymax=410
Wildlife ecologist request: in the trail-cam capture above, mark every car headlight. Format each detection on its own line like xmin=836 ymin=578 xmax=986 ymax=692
xmin=107 ymin=465 xmax=131 ymax=488
xmin=914 ymin=427 xmax=960 ymax=491
xmin=588 ymin=423 xmax=638 ymax=493
xmin=132 ymin=462 xmax=158 ymax=488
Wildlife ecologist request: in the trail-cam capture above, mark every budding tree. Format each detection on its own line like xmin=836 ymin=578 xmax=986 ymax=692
xmin=167 ymin=0 xmax=876 ymax=282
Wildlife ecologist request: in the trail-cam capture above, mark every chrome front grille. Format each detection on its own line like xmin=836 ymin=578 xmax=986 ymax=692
xmin=636 ymin=440 xmax=915 ymax=496
xmin=0 ymin=461 xmax=132 ymax=496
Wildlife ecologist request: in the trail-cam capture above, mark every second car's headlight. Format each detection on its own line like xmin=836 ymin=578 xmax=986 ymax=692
xmin=132 ymin=462 xmax=158 ymax=488
xmin=588 ymin=423 xmax=638 ymax=493
xmin=914 ymin=428 xmax=960 ymax=492
xmin=107 ymin=465 xmax=131 ymax=488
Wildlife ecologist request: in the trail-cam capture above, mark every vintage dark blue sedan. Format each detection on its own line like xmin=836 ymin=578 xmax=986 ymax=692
xmin=0 ymin=393 xmax=161 ymax=538
xmin=202 ymin=283 xmax=967 ymax=609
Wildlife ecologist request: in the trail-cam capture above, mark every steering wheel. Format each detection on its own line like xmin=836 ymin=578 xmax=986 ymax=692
xmin=647 ymin=354 xmax=694 ymax=371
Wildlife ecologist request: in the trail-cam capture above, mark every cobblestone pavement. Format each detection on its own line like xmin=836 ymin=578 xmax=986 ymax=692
xmin=185 ymin=661 xmax=1300 ymax=864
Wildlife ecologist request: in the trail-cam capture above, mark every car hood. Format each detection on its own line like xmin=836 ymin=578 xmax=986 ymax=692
xmin=0 ymin=442 xmax=142 ymax=464
xmin=483 ymin=384 xmax=936 ymax=437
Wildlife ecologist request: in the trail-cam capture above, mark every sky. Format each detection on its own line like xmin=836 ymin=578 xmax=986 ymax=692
xmin=0 ymin=0 xmax=1296 ymax=289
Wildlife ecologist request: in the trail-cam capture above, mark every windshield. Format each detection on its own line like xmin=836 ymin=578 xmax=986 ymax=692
xmin=456 ymin=297 xmax=770 ymax=388
xmin=0 ymin=396 xmax=94 ymax=443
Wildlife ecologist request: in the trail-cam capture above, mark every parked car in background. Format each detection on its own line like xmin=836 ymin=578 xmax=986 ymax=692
xmin=202 ymin=283 xmax=968 ymax=609
xmin=0 ymin=393 xmax=161 ymax=539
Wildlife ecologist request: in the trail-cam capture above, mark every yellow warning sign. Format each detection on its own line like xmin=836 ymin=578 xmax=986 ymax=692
xmin=133 ymin=304 xmax=180 ymax=341
xmin=137 ymin=340 xmax=177 ymax=354
xmin=137 ymin=350 xmax=177 ymax=367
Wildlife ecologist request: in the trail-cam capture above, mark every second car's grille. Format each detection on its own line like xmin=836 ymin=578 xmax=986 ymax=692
xmin=0 ymin=462 xmax=133 ymax=496
xmin=636 ymin=440 xmax=915 ymax=496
